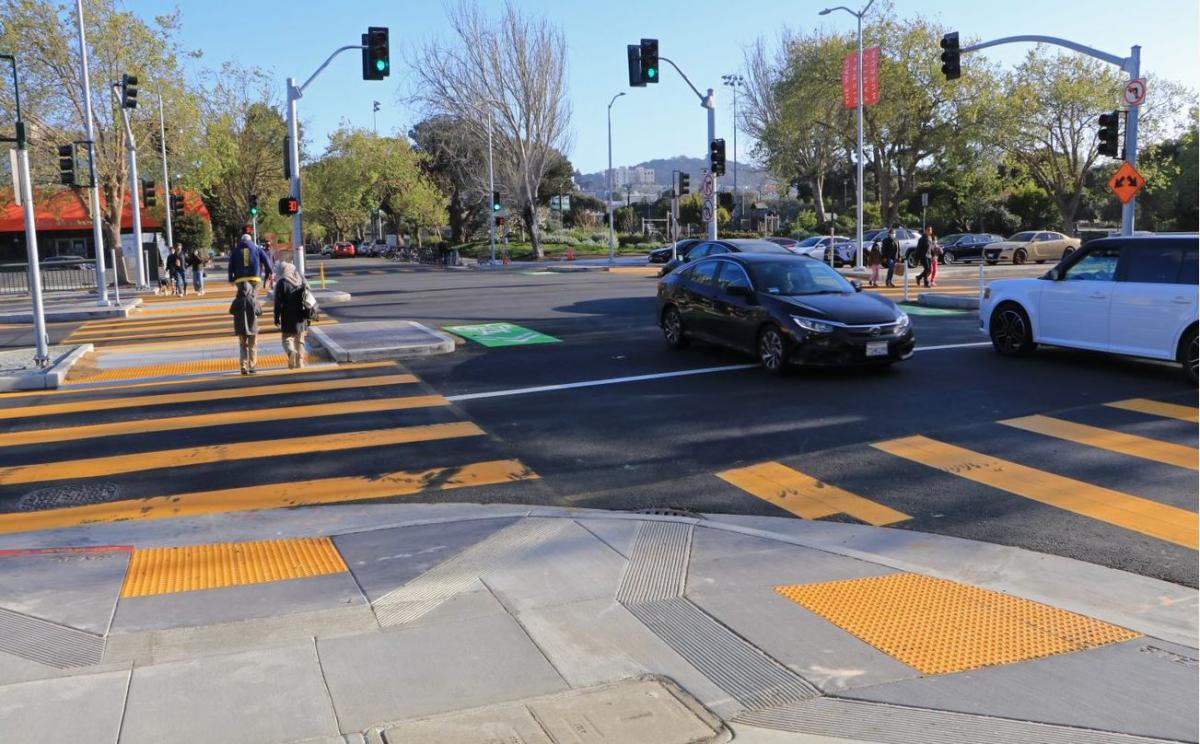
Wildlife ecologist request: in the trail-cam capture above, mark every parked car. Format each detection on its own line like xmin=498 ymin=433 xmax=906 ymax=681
xmin=774 ymin=235 xmax=852 ymax=262
xmin=764 ymin=236 xmax=800 ymax=252
xmin=940 ymin=234 xmax=1005 ymax=264
xmin=983 ymin=231 xmax=1080 ymax=265
xmin=658 ymin=238 xmax=793 ymax=277
xmin=649 ymin=239 xmax=703 ymax=264
xmin=657 ymin=253 xmax=914 ymax=374
xmin=843 ymin=228 xmax=921 ymax=267
xmin=40 ymin=256 xmax=88 ymax=269
xmin=332 ymin=241 xmax=355 ymax=258
xmin=980 ymin=234 xmax=1199 ymax=382
xmin=321 ymin=244 xmax=333 ymax=256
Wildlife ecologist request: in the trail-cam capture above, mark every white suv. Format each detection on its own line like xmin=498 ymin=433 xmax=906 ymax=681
xmin=980 ymin=235 xmax=1199 ymax=381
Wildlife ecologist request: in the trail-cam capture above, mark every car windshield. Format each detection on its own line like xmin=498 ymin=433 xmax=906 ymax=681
xmin=747 ymin=259 xmax=856 ymax=296
xmin=795 ymin=237 xmax=823 ymax=247
xmin=1008 ymin=232 xmax=1036 ymax=242
xmin=941 ymin=233 xmax=967 ymax=244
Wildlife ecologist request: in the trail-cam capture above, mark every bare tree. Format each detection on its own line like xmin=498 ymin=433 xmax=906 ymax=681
xmin=407 ymin=1 xmax=570 ymax=258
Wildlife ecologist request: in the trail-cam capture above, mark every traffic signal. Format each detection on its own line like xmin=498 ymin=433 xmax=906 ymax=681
xmin=678 ymin=172 xmax=690 ymax=196
xmin=120 ymin=73 xmax=138 ymax=109
xmin=639 ymin=39 xmax=659 ymax=84
xmin=495 ymin=216 xmax=506 ymax=227
xmin=710 ymin=139 xmax=726 ymax=177
xmin=626 ymin=45 xmax=644 ymax=88
xmin=718 ymin=192 xmax=734 ymax=211
xmin=242 ymin=224 xmax=254 ymax=236
xmin=278 ymin=196 xmax=299 ymax=216
xmin=249 ymin=194 xmax=259 ymax=216
xmin=362 ymin=27 xmax=390 ymax=81
xmin=57 ymin=144 xmax=76 ymax=186
xmin=940 ymin=32 xmax=960 ymax=81
xmin=492 ymin=191 xmax=502 ymax=212
xmin=170 ymin=193 xmax=184 ymax=222
xmin=1098 ymin=110 xmax=1121 ymax=158
xmin=142 ymin=179 xmax=156 ymax=207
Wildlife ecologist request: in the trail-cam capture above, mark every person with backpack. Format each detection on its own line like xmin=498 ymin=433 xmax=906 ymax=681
xmin=273 ymin=257 xmax=317 ymax=369
xmin=227 ymin=234 xmax=274 ymax=296
xmin=229 ymin=278 xmax=261 ymax=375
xmin=185 ymin=247 xmax=205 ymax=296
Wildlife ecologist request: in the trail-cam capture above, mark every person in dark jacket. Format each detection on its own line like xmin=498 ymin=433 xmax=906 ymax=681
xmin=165 ymin=244 xmax=186 ymax=296
xmin=881 ymin=229 xmax=900 ymax=287
xmin=185 ymin=247 xmax=205 ymax=296
xmin=915 ymin=226 xmax=934 ymax=287
xmin=227 ymin=234 xmax=274 ymax=295
xmin=230 ymin=280 xmax=260 ymax=375
xmin=273 ymin=259 xmax=311 ymax=369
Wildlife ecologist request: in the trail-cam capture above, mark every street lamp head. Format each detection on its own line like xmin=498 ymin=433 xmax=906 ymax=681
xmin=819 ymin=8 xmax=832 ymax=15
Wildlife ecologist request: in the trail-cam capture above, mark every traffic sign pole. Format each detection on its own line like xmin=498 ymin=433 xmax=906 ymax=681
xmin=1120 ymin=46 xmax=1140 ymax=236
xmin=705 ymin=89 xmax=718 ymax=240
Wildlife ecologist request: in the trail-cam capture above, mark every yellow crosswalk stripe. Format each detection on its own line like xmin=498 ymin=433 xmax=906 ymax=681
xmin=1000 ymin=415 xmax=1197 ymax=471
xmin=716 ymin=461 xmax=910 ymax=526
xmin=1105 ymin=399 xmax=1199 ymax=424
xmin=121 ymin=537 xmax=349 ymax=597
xmin=70 ymin=318 xmax=230 ymax=335
xmin=68 ymin=319 xmax=336 ymax=344
xmin=0 ymin=394 xmax=449 ymax=447
xmin=873 ymin=436 xmax=1198 ymax=549
xmin=0 ymin=459 xmax=536 ymax=535
xmin=0 ymin=373 xmax=418 ymax=420
xmin=0 ymin=421 xmax=484 ymax=486
xmin=75 ymin=313 xmax=230 ymax=330
xmin=0 ymin=361 xmax=395 ymax=399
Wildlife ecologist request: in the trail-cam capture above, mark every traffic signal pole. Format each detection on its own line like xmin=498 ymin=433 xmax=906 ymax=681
xmin=957 ymin=35 xmax=1141 ymax=236
xmin=158 ymin=94 xmax=173 ymax=250
xmin=286 ymin=43 xmax=371 ymax=277
xmin=74 ymin=0 xmax=108 ymax=305
xmin=655 ymin=56 xmax=719 ymax=240
xmin=113 ymin=85 xmax=146 ymax=288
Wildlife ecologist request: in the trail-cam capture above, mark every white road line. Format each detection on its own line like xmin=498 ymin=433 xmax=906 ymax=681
xmin=446 ymin=364 xmax=758 ymax=401
xmin=445 ymin=341 xmax=992 ymax=402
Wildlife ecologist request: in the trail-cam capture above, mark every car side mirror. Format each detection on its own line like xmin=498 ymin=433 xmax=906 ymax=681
xmin=851 ymin=280 xmax=863 ymax=293
xmin=727 ymin=284 xmax=755 ymax=299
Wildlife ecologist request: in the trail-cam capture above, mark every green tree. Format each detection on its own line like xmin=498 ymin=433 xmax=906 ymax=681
xmin=172 ymin=211 xmax=212 ymax=253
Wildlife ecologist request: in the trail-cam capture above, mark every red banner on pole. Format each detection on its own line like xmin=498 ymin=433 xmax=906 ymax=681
xmin=842 ymin=47 xmax=882 ymax=109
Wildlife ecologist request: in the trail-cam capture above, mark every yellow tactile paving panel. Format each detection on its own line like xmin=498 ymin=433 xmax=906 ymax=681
xmin=121 ymin=537 xmax=348 ymax=597
xmin=776 ymin=573 xmax=1141 ymax=675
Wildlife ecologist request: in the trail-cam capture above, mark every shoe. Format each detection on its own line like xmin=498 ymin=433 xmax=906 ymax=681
xmin=248 ymin=368 xmax=257 ymax=375
xmin=240 ymin=369 xmax=248 ymax=376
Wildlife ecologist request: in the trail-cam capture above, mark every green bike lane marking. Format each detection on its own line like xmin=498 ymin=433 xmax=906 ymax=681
xmin=443 ymin=323 xmax=561 ymax=347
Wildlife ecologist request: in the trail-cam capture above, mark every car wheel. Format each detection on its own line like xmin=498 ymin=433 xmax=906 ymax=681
xmin=906 ymin=253 xmax=918 ymax=269
xmin=943 ymin=251 xmax=956 ymax=264
xmin=1013 ymin=248 xmax=1028 ymax=265
xmin=758 ymin=325 xmax=789 ymax=375
xmin=990 ymin=303 xmax=1036 ymax=357
xmin=1179 ymin=326 xmax=1198 ymax=384
xmin=662 ymin=306 xmax=689 ymax=349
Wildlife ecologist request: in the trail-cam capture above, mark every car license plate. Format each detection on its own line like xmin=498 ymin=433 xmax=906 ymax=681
xmin=866 ymin=341 xmax=888 ymax=358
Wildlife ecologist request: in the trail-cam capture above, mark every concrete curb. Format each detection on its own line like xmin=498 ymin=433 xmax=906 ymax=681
xmin=919 ymin=293 xmax=980 ymax=310
xmin=309 ymin=320 xmax=455 ymax=362
xmin=0 ymin=299 xmax=141 ymax=323
xmin=0 ymin=343 xmax=93 ymax=391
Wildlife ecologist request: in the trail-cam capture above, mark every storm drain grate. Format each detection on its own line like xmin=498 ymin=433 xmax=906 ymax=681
xmin=628 ymin=597 xmax=820 ymax=710
xmin=18 ymin=482 xmax=119 ymax=512
xmin=0 ymin=607 xmax=104 ymax=668
xmin=373 ymin=518 xmax=569 ymax=627
xmin=632 ymin=507 xmax=704 ymax=519
xmin=615 ymin=521 xmax=692 ymax=605
xmin=734 ymin=697 xmax=1180 ymax=744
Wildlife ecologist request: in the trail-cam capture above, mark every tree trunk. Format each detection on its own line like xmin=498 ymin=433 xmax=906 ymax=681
xmin=448 ymin=188 xmax=465 ymax=244
xmin=524 ymin=200 xmax=543 ymax=259
xmin=812 ymin=177 xmax=827 ymax=224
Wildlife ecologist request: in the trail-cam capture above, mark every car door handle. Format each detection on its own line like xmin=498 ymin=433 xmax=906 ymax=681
xmin=1089 ymin=292 xmax=1108 ymax=299
xmin=1171 ymin=297 xmax=1192 ymax=304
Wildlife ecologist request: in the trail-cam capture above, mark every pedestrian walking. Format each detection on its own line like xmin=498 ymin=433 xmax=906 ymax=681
xmin=867 ymin=241 xmax=882 ymax=287
xmin=165 ymin=244 xmax=186 ymax=296
xmin=227 ymin=234 xmax=274 ymax=297
xmin=915 ymin=226 xmax=934 ymax=288
xmin=230 ymin=281 xmax=261 ymax=375
xmin=273 ymin=257 xmax=316 ymax=369
xmin=930 ymin=234 xmax=942 ymax=287
xmin=186 ymin=247 xmax=205 ymax=296
xmin=881 ymin=228 xmax=900 ymax=287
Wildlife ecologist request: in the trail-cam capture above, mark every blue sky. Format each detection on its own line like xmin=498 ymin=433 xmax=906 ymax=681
xmin=128 ymin=0 xmax=1197 ymax=174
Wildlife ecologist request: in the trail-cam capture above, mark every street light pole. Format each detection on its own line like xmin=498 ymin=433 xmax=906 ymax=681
xmin=821 ymin=0 xmax=875 ymax=270
xmin=607 ymin=91 xmax=625 ymax=264
xmin=722 ymin=74 xmax=744 ymax=228
xmin=112 ymin=83 xmax=146 ymax=289
xmin=75 ymin=0 xmax=109 ymax=305
xmin=158 ymin=94 xmax=173 ymax=251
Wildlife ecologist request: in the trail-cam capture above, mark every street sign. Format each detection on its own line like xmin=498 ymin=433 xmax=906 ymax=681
xmin=443 ymin=323 xmax=560 ymax=348
xmin=702 ymin=172 xmax=714 ymax=198
xmin=1123 ymin=78 xmax=1147 ymax=107
xmin=921 ymin=192 xmax=928 ymax=207
xmin=702 ymin=202 xmax=713 ymax=223
xmin=1108 ymin=161 xmax=1146 ymax=205
xmin=8 ymin=150 xmax=20 ymax=205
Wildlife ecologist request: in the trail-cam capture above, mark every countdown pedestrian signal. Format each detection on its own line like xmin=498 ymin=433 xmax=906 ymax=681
xmin=279 ymin=196 xmax=299 ymax=216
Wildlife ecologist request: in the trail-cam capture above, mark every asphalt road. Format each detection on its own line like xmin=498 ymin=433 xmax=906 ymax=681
xmin=319 ymin=257 xmax=1198 ymax=587
xmin=1 ymin=256 xmax=1195 ymax=587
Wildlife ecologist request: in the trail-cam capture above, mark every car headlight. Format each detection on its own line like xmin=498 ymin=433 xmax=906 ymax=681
xmin=894 ymin=312 xmax=910 ymax=332
xmin=792 ymin=316 xmax=834 ymax=334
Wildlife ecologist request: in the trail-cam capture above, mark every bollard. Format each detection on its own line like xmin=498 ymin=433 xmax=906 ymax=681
xmin=320 ymin=263 xmax=327 ymax=290
xmin=902 ymin=257 xmax=910 ymax=304
xmin=110 ymin=248 xmax=121 ymax=305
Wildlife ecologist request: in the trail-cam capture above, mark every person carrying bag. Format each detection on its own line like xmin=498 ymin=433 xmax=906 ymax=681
xmin=273 ymin=258 xmax=318 ymax=369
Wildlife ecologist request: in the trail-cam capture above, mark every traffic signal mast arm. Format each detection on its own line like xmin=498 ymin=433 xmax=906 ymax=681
xmin=656 ymin=56 xmax=707 ymax=103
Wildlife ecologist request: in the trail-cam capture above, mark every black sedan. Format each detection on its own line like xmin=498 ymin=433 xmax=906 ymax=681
xmin=649 ymin=239 xmax=703 ymax=264
xmin=939 ymin=233 xmax=1004 ymax=264
xmin=658 ymin=238 xmax=793 ymax=277
xmin=656 ymin=253 xmax=915 ymax=374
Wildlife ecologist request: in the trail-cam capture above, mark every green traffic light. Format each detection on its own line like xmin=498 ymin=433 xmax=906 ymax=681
xmin=250 ymin=208 xmax=258 ymax=215
xmin=647 ymin=67 xmax=656 ymax=79
xmin=376 ymin=59 xmax=387 ymax=72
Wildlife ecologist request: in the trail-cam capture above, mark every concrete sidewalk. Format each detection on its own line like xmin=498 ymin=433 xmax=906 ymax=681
xmin=0 ymin=503 xmax=1194 ymax=744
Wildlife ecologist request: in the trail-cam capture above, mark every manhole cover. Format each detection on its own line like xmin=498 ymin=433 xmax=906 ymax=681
xmin=19 ymin=482 xmax=119 ymax=512
xmin=633 ymin=507 xmax=703 ymax=519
